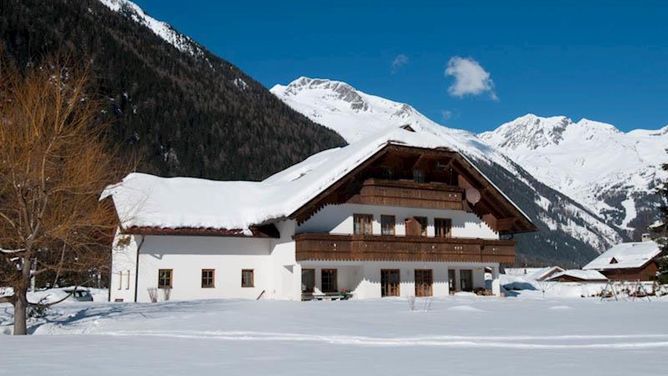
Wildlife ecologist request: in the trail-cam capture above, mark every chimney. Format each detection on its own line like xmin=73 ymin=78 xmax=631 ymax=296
xmin=641 ymin=233 xmax=652 ymax=242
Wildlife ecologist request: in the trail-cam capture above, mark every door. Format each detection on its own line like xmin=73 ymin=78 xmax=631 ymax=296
xmin=301 ymin=269 xmax=315 ymax=293
xmin=415 ymin=269 xmax=433 ymax=297
xmin=321 ymin=269 xmax=338 ymax=293
xmin=448 ymin=269 xmax=456 ymax=293
xmin=404 ymin=217 xmax=427 ymax=236
xmin=381 ymin=269 xmax=400 ymax=297
xmin=460 ymin=269 xmax=473 ymax=292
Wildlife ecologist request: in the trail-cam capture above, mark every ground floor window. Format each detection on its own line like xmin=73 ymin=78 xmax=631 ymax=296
xmin=201 ymin=269 xmax=215 ymax=288
xmin=460 ymin=269 xmax=473 ymax=292
xmin=415 ymin=269 xmax=433 ymax=297
xmin=381 ymin=269 xmax=400 ymax=297
xmin=158 ymin=269 xmax=173 ymax=289
xmin=321 ymin=269 xmax=338 ymax=293
xmin=302 ymin=269 xmax=315 ymax=293
xmin=241 ymin=269 xmax=254 ymax=288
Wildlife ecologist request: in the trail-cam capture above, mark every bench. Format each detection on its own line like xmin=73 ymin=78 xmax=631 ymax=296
xmin=302 ymin=292 xmax=352 ymax=301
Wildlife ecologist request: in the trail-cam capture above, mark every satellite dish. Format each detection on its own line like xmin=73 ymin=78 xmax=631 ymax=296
xmin=465 ymin=187 xmax=481 ymax=205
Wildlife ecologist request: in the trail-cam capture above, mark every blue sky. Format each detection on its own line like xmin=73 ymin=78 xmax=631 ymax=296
xmin=134 ymin=0 xmax=668 ymax=133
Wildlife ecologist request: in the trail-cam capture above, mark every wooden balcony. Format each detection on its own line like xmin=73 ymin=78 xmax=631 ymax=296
xmin=347 ymin=178 xmax=464 ymax=210
xmin=294 ymin=233 xmax=515 ymax=265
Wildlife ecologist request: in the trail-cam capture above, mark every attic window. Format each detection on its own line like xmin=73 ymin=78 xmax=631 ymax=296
xmin=609 ymin=257 xmax=618 ymax=264
xmin=400 ymin=124 xmax=415 ymax=132
xmin=413 ymin=168 xmax=425 ymax=183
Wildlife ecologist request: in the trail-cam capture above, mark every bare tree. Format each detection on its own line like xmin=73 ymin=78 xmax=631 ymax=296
xmin=0 ymin=54 xmax=127 ymax=335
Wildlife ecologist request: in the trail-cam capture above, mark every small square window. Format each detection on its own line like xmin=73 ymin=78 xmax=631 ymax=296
xmin=201 ymin=269 xmax=215 ymax=288
xmin=353 ymin=214 xmax=373 ymax=235
xmin=381 ymin=215 xmax=396 ymax=236
xmin=435 ymin=218 xmax=452 ymax=238
xmin=241 ymin=269 xmax=254 ymax=288
xmin=158 ymin=269 xmax=172 ymax=289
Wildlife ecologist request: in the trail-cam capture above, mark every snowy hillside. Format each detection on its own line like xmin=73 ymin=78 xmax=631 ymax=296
xmin=480 ymin=114 xmax=668 ymax=238
xmin=272 ymin=78 xmax=625 ymax=264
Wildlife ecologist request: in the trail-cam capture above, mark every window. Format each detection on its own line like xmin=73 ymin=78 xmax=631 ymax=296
xmin=321 ymin=269 xmax=338 ymax=293
xmin=158 ymin=269 xmax=172 ymax=289
xmin=381 ymin=215 xmax=396 ymax=236
xmin=435 ymin=218 xmax=452 ymax=238
xmin=353 ymin=214 xmax=373 ymax=235
xmin=415 ymin=216 xmax=428 ymax=236
xmin=241 ymin=269 xmax=254 ymax=288
xmin=405 ymin=216 xmax=428 ymax=237
xmin=413 ymin=168 xmax=425 ymax=183
xmin=415 ymin=269 xmax=433 ymax=297
xmin=201 ymin=269 xmax=215 ymax=288
xmin=302 ymin=269 xmax=315 ymax=293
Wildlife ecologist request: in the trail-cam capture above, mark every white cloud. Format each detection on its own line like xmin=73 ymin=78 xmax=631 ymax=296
xmin=445 ymin=56 xmax=497 ymax=100
xmin=391 ymin=54 xmax=409 ymax=74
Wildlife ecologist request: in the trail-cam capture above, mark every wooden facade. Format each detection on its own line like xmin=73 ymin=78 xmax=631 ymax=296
xmin=599 ymin=262 xmax=659 ymax=282
xmin=348 ymin=178 xmax=464 ymax=210
xmin=290 ymin=144 xmax=535 ymax=235
xmin=294 ymin=233 xmax=516 ymax=265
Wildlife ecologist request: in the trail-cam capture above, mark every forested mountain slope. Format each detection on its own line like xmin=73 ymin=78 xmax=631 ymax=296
xmin=0 ymin=0 xmax=346 ymax=180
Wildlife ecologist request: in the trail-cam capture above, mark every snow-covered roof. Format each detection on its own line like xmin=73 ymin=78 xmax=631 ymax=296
xmin=546 ymin=270 xmax=608 ymax=282
xmin=582 ymin=241 xmax=662 ymax=271
xmin=102 ymin=127 xmax=533 ymax=234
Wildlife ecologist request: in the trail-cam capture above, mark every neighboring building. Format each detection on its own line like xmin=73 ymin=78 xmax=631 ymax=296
xmin=545 ymin=270 xmax=607 ymax=283
xmin=504 ymin=266 xmax=564 ymax=281
xmin=103 ymin=127 xmax=536 ymax=302
xmin=582 ymin=240 xmax=662 ymax=281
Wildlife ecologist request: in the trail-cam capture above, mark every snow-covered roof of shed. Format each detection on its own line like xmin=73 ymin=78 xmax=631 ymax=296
xmin=102 ymin=126 xmax=531 ymax=232
xmin=582 ymin=241 xmax=662 ymax=271
xmin=547 ymin=269 xmax=607 ymax=281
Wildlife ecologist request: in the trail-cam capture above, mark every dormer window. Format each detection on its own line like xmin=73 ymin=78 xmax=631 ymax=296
xmin=610 ymin=257 xmax=618 ymax=264
xmin=413 ymin=168 xmax=425 ymax=183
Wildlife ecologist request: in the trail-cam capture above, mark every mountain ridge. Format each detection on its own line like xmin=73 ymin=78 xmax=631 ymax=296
xmin=1 ymin=0 xmax=346 ymax=181
xmin=272 ymin=76 xmax=631 ymax=266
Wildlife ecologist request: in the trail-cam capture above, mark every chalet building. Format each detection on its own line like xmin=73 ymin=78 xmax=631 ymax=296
xmin=545 ymin=270 xmax=607 ymax=283
xmin=505 ymin=266 xmax=565 ymax=281
xmin=103 ymin=127 xmax=536 ymax=302
xmin=582 ymin=240 xmax=662 ymax=281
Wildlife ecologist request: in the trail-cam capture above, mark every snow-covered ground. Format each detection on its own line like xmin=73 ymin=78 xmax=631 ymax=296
xmin=1 ymin=290 xmax=667 ymax=375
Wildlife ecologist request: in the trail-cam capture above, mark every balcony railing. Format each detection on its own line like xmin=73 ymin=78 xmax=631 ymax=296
xmin=347 ymin=178 xmax=464 ymax=210
xmin=294 ymin=233 xmax=515 ymax=264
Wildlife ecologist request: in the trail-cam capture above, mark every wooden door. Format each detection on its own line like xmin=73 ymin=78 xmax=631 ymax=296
xmin=448 ymin=269 xmax=456 ymax=293
xmin=301 ymin=269 xmax=315 ymax=293
xmin=381 ymin=269 xmax=400 ymax=297
xmin=415 ymin=269 xmax=433 ymax=297
xmin=321 ymin=269 xmax=338 ymax=293
xmin=460 ymin=269 xmax=473 ymax=292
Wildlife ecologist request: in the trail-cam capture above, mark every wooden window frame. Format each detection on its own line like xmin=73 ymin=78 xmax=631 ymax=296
xmin=241 ymin=269 xmax=254 ymax=288
xmin=381 ymin=269 xmax=401 ymax=297
xmin=158 ymin=269 xmax=173 ymax=289
xmin=380 ymin=215 xmax=396 ymax=236
xmin=353 ymin=214 xmax=374 ymax=235
xmin=201 ymin=269 xmax=215 ymax=288
xmin=321 ymin=268 xmax=338 ymax=293
xmin=434 ymin=218 xmax=452 ymax=238
xmin=415 ymin=269 xmax=433 ymax=297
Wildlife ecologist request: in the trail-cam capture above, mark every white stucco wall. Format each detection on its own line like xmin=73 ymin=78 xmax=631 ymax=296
xmin=109 ymin=232 xmax=292 ymax=302
xmin=297 ymin=203 xmax=498 ymax=239
xmin=299 ymin=261 xmax=500 ymax=299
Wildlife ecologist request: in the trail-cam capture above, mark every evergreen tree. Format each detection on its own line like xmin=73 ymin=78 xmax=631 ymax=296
xmin=651 ymin=152 xmax=668 ymax=284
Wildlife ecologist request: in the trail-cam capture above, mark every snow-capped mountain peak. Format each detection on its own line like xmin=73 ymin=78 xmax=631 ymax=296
xmin=481 ymin=113 xmax=668 ymax=234
xmin=98 ymin=0 xmax=203 ymax=57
